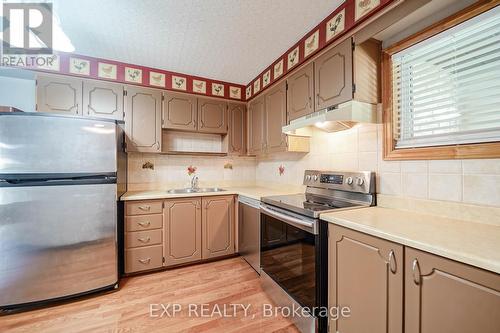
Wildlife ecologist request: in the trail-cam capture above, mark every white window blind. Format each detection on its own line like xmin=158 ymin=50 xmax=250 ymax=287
xmin=391 ymin=6 xmax=500 ymax=148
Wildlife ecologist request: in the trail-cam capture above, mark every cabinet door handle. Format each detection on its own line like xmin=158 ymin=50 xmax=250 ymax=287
xmin=138 ymin=237 xmax=151 ymax=243
xmin=388 ymin=250 xmax=397 ymax=274
xmin=412 ymin=259 xmax=421 ymax=285
xmin=138 ymin=221 xmax=151 ymax=227
xmin=138 ymin=258 xmax=151 ymax=264
xmin=138 ymin=205 xmax=151 ymax=211
xmin=308 ymin=96 xmax=312 ymax=108
xmin=316 ymin=93 xmax=320 ymax=105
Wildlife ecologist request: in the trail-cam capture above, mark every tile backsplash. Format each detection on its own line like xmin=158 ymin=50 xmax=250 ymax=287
xmin=255 ymin=124 xmax=500 ymax=208
xmin=127 ymin=124 xmax=500 ymax=207
xmin=128 ymin=153 xmax=256 ymax=190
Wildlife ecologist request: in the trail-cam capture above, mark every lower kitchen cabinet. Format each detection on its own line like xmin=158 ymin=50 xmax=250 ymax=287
xmin=329 ymin=224 xmax=500 ymax=333
xmin=202 ymin=196 xmax=235 ymax=259
xmin=405 ymin=247 xmax=500 ymax=333
xmin=164 ymin=198 xmax=202 ymax=266
xmin=328 ymin=225 xmax=403 ymax=333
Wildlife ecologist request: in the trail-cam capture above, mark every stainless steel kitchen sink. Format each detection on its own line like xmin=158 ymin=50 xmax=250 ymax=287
xmin=166 ymin=187 xmax=226 ymax=194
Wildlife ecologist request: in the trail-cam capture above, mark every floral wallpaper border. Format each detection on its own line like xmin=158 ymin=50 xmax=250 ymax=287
xmin=10 ymin=53 xmax=246 ymax=101
xmin=245 ymin=0 xmax=394 ymax=100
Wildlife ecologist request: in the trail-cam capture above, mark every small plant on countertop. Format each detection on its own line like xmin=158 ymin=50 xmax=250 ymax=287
xmin=187 ymin=165 xmax=197 ymax=176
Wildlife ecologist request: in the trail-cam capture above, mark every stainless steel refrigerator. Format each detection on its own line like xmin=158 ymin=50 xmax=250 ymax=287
xmin=0 ymin=112 xmax=126 ymax=309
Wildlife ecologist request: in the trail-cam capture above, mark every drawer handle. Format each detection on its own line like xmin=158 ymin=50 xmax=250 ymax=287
xmin=138 ymin=221 xmax=151 ymax=227
xmin=138 ymin=258 xmax=151 ymax=264
xmin=388 ymin=250 xmax=397 ymax=274
xmin=138 ymin=237 xmax=151 ymax=243
xmin=138 ymin=205 xmax=151 ymax=211
xmin=412 ymin=259 xmax=421 ymax=285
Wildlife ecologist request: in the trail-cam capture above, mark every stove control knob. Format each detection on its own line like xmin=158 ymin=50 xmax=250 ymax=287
xmin=356 ymin=177 xmax=365 ymax=186
xmin=346 ymin=177 xmax=353 ymax=185
xmin=306 ymin=175 xmax=311 ymax=181
xmin=313 ymin=175 xmax=318 ymax=181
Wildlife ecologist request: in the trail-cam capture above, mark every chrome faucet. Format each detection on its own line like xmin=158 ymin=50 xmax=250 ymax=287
xmin=191 ymin=176 xmax=199 ymax=190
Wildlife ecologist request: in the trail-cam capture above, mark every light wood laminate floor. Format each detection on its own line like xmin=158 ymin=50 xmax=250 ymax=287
xmin=1 ymin=257 xmax=299 ymax=333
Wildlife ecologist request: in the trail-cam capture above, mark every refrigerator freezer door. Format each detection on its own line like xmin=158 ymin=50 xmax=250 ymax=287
xmin=0 ymin=114 xmax=117 ymax=175
xmin=0 ymin=183 xmax=117 ymax=307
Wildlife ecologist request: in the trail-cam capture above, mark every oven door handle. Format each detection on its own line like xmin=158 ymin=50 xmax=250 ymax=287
xmin=260 ymin=204 xmax=316 ymax=233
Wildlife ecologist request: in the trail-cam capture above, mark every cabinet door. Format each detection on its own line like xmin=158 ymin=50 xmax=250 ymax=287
xmin=315 ymin=37 xmax=353 ymax=111
xmin=124 ymin=86 xmax=162 ymax=153
xmin=265 ymin=81 xmax=287 ymax=153
xmin=286 ymin=63 xmax=314 ymax=122
xmin=405 ymin=247 xmax=500 ymax=333
xmin=36 ymin=75 xmax=82 ymax=116
xmin=329 ymin=225 xmax=403 ymax=333
xmin=228 ymin=103 xmax=246 ymax=155
xmin=197 ymin=98 xmax=227 ymax=134
xmin=202 ymin=196 xmax=234 ymax=259
xmin=164 ymin=198 xmax=202 ymax=266
xmin=247 ymin=95 xmax=265 ymax=155
xmin=162 ymin=92 xmax=197 ymax=130
xmin=83 ymin=81 xmax=124 ymax=120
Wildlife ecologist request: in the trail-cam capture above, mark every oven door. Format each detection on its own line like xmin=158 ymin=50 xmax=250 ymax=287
xmin=260 ymin=203 xmax=318 ymax=311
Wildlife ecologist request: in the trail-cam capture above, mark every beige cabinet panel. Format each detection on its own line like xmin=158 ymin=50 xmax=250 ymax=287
xmin=164 ymin=198 xmax=202 ymax=266
xmin=197 ymin=98 xmax=228 ymax=134
xmin=315 ymin=37 xmax=353 ymax=111
xmin=405 ymin=247 xmax=500 ymax=333
xmin=124 ymin=86 xmax=162 ymax=153
xmin=36 ymin=75 xmax=82 ymax=116
xmin=162 ymin=92 xmax=197 ymax=130
xmin=202 ymin=196 xmax=235 ymax=259
xmin=228 ymin=103 xmax=246 ymax=155
xmin=247 ymin=95 xmax=265 ymax=155
xmin=83 ymin=81 xmax=124 ymax=120
xmin=286 ymin=63 xmax=314 ymax=122
xmin=329 ymin=225 xmax=403 ymax=333
xmin=265 ymin=81 xmax=287 ymax=153
xmin=125 ymin=245 xmax=163 ymax=274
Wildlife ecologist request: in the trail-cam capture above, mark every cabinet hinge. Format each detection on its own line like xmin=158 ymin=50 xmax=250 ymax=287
xmin=162 ymin=257 xmax=165 ymax=263
xmin=286 ymin=82 xmax=288 ymax=91
xmin=352 ymin=84 xmax=356 ymax=94
xmin=161 ymin=94 xmax=165 ymax=101
xmin=162 ymin=202 xmax=165 ymax=209
xmin=352 ymin=40 xmax=356 ymax=51
xmin=123 ymin=90 xmax=127 ymax=96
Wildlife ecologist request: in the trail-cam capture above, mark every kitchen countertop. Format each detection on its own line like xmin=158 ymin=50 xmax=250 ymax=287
xmin=320 ymin=207 xmax=500 ymax=274
xmin=120 ymin=186 xmax=300 ymax=201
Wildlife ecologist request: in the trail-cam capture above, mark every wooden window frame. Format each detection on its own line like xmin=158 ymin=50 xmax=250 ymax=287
xmin=382 ymin=1 xmax=500 ymax=161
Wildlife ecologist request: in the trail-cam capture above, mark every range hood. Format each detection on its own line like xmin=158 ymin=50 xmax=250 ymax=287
xmin=283 ymin=100 xmax=378 ymax=134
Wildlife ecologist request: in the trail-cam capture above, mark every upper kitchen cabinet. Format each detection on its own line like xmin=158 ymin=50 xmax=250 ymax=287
xmin=405 ymin=248 xmax=500 ymax=333
xmin=124 ymin=86 xmax=162 ymax=153
xmin=36 ymin=74 xmax=83 ymax=116
xmin=329 ymin=225 xmax=403 ymax=333
xmin=247 ymin=95 xmax=265 ymax=155
xmin=227 ymin=103 xmax=246 ymax=155
xmin=162 ymin=92 xmax=197 ymax=131
xmin=197 ymin=98 xmax=228 ymax=134
xmin=83 ymin=81 xmax=124 ymax=120
xmin=315 ymin=38 xmax=380 ymax=111
xmin=265 ymin=81 xmax=287 ymax=153
xmin=286 ymin=63 xmax=314 ymax=122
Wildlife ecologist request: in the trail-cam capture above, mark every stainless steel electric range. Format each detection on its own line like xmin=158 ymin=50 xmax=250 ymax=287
xmin=260 ymin=170 xmax=376 ymax=333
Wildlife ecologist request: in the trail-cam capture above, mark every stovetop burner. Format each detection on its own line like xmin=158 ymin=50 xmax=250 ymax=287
xmin=261 ymin=170 xmax=376 ymax=219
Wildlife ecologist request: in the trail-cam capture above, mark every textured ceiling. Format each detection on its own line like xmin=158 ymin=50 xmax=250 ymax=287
xmin=51 ymin=0 xmax=344 ymax=84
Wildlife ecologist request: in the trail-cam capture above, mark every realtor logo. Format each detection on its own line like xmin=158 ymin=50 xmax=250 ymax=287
xmin=2 ymin=3 xmax=53 ymax=54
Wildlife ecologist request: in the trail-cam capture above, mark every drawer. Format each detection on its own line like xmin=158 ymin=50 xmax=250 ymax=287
xmin=125 ymin=200 xmax=163 ymax=216
xmin=125 ymin=245 xmax=163 ymax=273
xmin=125 ymin=214 xmax=163 ymax=231
xmin=125 ymin=229 xmax=162 ymax=248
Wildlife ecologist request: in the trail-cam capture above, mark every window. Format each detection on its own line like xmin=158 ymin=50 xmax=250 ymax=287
xmin=382 ymin=2 xmax=500 ymax=160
